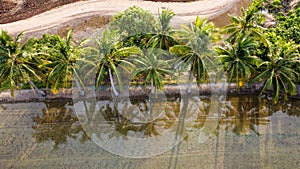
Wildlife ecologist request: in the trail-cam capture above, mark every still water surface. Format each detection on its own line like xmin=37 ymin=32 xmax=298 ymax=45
xmin=0 ymin=95 xmax=299 ymax=168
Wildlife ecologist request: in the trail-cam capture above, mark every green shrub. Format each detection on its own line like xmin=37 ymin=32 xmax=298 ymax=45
xmin=109 ymin=6 xmax=157 ymax=37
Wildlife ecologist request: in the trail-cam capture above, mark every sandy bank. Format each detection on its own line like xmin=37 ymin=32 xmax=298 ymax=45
xmin=0 ymin=0 xmax=250 ymax=39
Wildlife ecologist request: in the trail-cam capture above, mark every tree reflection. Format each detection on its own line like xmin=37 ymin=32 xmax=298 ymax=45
xmin=32 ymin=101 xmax=89 ymax=149
xmin=0 ymin=103 xmax=6 ymax=110
xmin=220 ymin=95 xmax=271 ymax=136
xmin=97 ymin=98 xmax=181 ymax=138
xmin=31 ymin=95 xmax=299 ymax=148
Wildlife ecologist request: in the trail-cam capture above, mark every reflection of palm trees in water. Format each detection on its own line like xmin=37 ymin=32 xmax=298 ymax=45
xmin=104 ymin=95 xmax=300 ymax=138
xmin=220 ymin=96 xmax=271 ymax=136
xmin=0 ymin=103 xmax=6 ymax=110
xmin=32 ymin=101 xmax=89 ymax=149
xmin=98 ymin=98 xmax=181 ymax=138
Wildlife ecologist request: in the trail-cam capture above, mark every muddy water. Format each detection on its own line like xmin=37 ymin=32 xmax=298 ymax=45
xmin=0 ymin=95 xmax=299 ymax=168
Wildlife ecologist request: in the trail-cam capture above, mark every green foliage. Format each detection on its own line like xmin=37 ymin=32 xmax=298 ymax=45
xmin=219 ymin=0 xmax=300 ymax=102
xmin=146 ymin=9 xmax=179 ymax=50
xmin=219 ymin=1 xmax=272 ymax=88
xmin=269 ymin=0 xmax=283 ymax=13
xmin=260 ymin=0 xmax=292 ymax=15
xmin=109 ymin=6 xmax=158 ymax=49
xmin=38 ymin=30 xmax=89 ymax=94
xmin=158 ymin=9 xmax=175 ymax=35
xmin=215 ymin=35 xmax=263 ymax=87
xmin=0 ymin=4 xmax=299 ymax=104
xmin=270 ymin=8 xmax=300 ymax=44
xmin=0 ymin=30 xmax=41 ymax=97
xmin=132 ymin=47 xmax=173 ymax=94
xmin=93 ymin=30 xmax=142 ymax=96
xmin=258 ymin=0 xmax=300 ymax=46
xmin=251 ymin=40 xmax=300 ymax=103
xmin=223 ymin=1 xmax=268 ymax=46
xmin=170 ymin=17 xmax=218 ymax=86
xmin=109 ymin=6 xmax=157 ymax=37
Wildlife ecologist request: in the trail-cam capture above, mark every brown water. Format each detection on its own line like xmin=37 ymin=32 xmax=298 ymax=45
xmin=0 ymin=95 xmax=299 ymax=168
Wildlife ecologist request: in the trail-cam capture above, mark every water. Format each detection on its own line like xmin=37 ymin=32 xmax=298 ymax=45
xmin=0 ymin=95 xmax=299 ymax=168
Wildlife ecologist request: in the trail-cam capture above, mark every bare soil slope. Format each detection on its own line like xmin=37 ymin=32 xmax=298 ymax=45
xmin=0 ymin=0 xmax=200 ymax=24
xmin=0 ymin=0 xmax=84 ymax=24
xmin=0 ymin=0 xmax=250 ymax=42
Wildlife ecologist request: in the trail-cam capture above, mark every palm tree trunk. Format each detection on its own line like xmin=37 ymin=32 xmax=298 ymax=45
xmin=151 ymin=78 xmax=154 ymax=95
xmin=74 ymin=77 xmax=85 ymax=96
xmin=168 ymin=97 xmax=188 ymax=169
xmin=187 ymin=71 xmax=193 ymax=94
xmin=108 ymin=67 xmax=119 ymax=96
xmin=28 ymin=80 xmax=45 ymax=97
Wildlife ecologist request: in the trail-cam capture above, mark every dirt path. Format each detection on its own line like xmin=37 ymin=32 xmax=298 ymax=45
xmin=0 ymin=0 xmax=249 ymax=37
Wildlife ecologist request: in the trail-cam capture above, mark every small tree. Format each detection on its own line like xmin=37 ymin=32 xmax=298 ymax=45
xmin=132 ymin=47 xmax=173 ymax=95
xmin=215 ymin=35 xmax=263 ymax=87
xmin=109 ymin=6 xmax=157 ymax=38
xmin=0 ymin=30 xmax=42 ymax=97
xmin=251 ymin=40 xmax=300 ymax=103
xmin=170 ymin=17 xmax=218 ymax=92
xmin=94 ymin=30 xmax=142 ymax=96
xmin=147 ymin=9 xmax=179 ymax=50
xmin=39 ymin=30 xmax=89 ymax=94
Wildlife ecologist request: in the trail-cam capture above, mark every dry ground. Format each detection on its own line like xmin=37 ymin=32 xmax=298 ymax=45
xmin=0 ymin=0 xmax=199 ymax=24
xmin=0 ymin=0 xmax=85 ymax=23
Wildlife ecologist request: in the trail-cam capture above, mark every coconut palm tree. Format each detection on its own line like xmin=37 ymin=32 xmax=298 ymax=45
xmin=146 ymin=9 xmax=179 ymax=50
xmin=215 ymin=35 xmax=263 ymax=87
xmin=39 ymin=30 xmax=89 ymax=95
xmin=94 ymin=30 xmax=142 ymax=96
xmin=251 ymin=41 xmax=300 ymax=103
xmin=223 ymin=1 xmax=269 ymax=47
xmin=0 ymin=30 xmax=42 ymax=97
xmin=170 ymin=17 xmax=218 ymax=92
xmin=132 ymin=47 xmax=173 ymax=94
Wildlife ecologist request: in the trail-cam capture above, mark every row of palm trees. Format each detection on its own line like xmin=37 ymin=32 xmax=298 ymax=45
xmin=0 ymin=30 xmax=89 ymax=96
xmin=216 ymin=1 xmax=300 ymax=103
xmin=0 ymin=3 xmax=299 ymax=103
